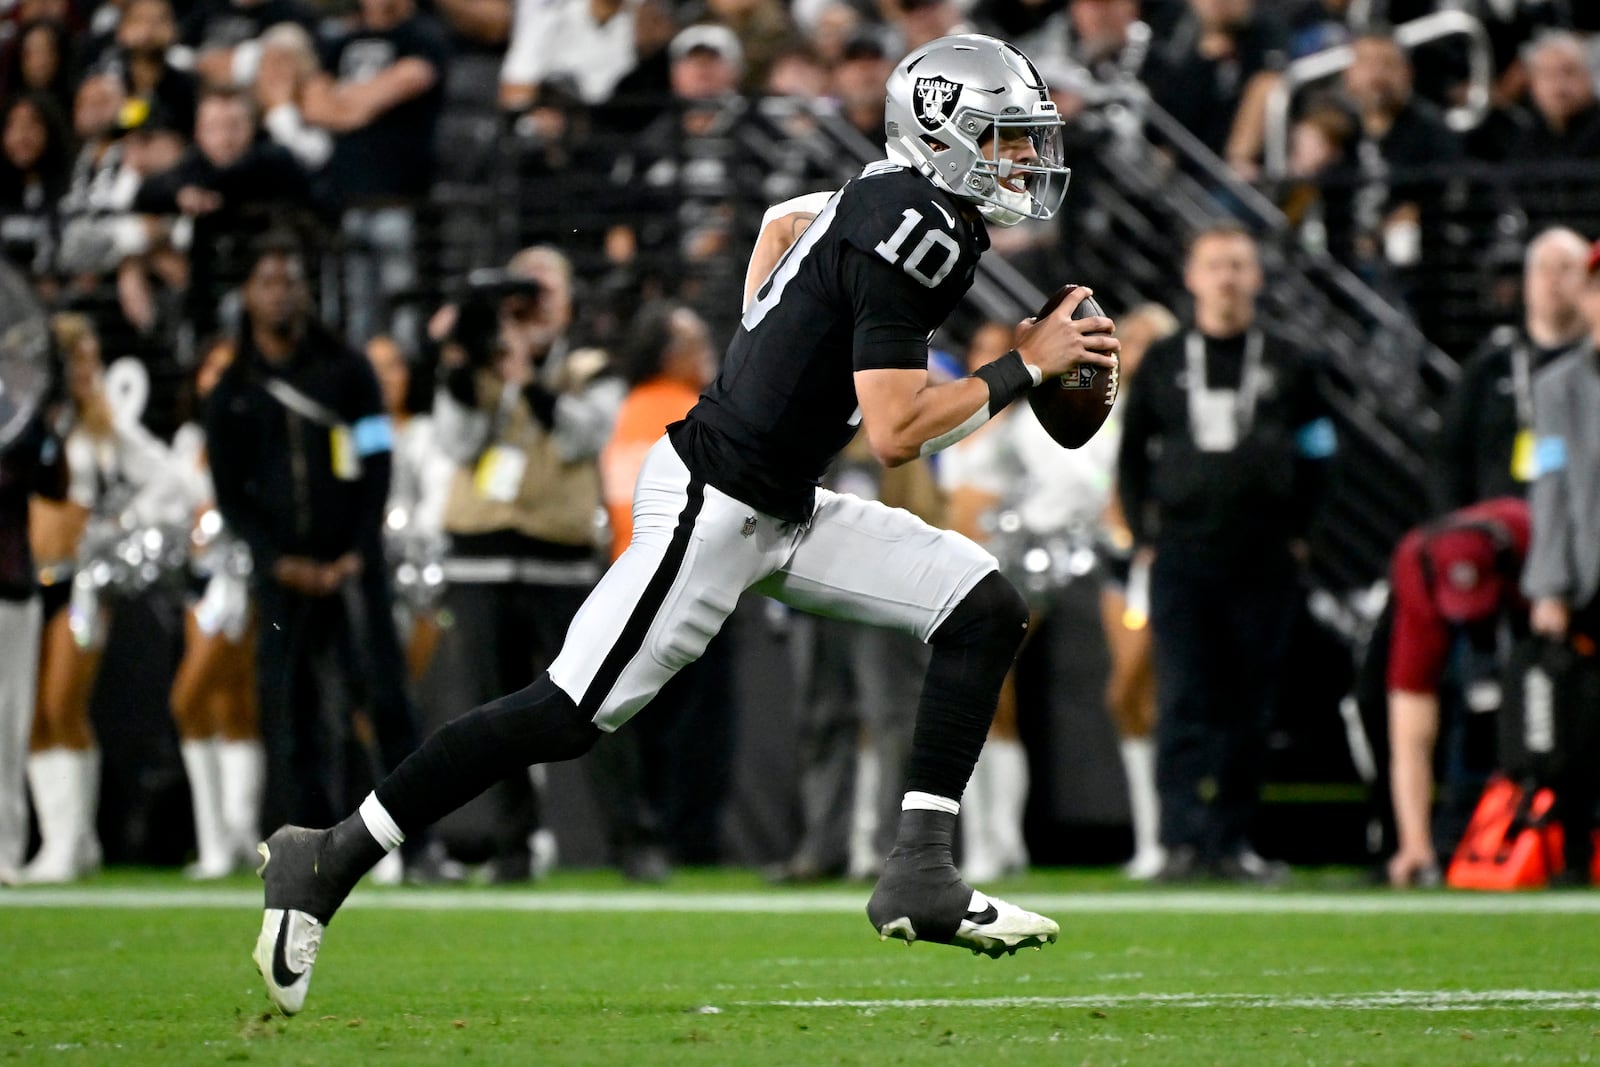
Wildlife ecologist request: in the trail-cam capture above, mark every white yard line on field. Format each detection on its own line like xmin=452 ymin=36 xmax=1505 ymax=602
xmin=5 ymin=887 xmax=1600 ymax=915
xmin=740 ymin=989 xmax=1600 ymax=1012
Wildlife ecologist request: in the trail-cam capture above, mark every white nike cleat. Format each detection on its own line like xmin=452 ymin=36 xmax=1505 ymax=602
xmin=252 ymin=827 xmax=348 ymax=1016
xmin=949 ymin=890 xmax=1059 ymax=957
xmin=253 ymin=906 xmax=324 ymax=1015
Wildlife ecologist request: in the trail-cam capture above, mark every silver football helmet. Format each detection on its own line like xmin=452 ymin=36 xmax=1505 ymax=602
xmin=884 ymin=34 xmax=1071 ymax=227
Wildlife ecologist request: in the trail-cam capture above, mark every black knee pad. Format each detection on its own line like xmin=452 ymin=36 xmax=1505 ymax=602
xmin=932 ymin=570 xmax=1029 ymax=658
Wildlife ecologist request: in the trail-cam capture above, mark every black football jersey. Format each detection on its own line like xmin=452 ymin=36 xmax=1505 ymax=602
xmin=670 ymin=161 xmax=989 ymax=521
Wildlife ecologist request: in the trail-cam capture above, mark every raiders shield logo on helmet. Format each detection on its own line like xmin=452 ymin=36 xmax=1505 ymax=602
xmin=914 ymin=76 xmax=961 ymax=132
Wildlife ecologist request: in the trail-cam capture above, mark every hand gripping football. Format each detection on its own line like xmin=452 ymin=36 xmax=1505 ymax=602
xmin=1026 ymin=284 xmax=1119 ymax=449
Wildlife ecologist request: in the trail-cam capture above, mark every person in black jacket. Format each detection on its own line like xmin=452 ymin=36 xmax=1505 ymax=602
xmin=1432 ymin=227 xmax=1590 ymax=515
xmin=134 ymin=86 xmax=315 ymax=340
xmin=206 ymin=238 xmax=422 ymax=847
xmin=1117 ymin=222 xmax=1335 ymax=883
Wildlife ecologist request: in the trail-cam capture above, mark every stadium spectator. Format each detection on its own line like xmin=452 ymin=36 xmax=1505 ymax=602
xmin=1385 ymin=497 xmax=1531 ymax=888
xmin=58 ymin=98 xmax=187 ymax=334
xmin=1522 ymin=237 xmax=1600 ymax=886
xmin=133 ymin=87 xmax=314 ymax=340
xmin=428 ymin=246 xmax=632 ymax=881
xmin=0 ymin=410 xmax=66 ymax=886
xmin=499 ymin=0 xmax=641 ymax=111
xmin=303 ymin=0 xmax=449 ymax=346
xmin=205 ymin=239 xmax=424 ymax=850
xmin=595 ymin=0 xmax=676 ymax=135
xmin=763 ymin=40 xmax=828 ymax=101
xmin=1433 ymin=227 xmax=1590 ymax=515
xmin=700 ymin=0 xmax=795 ymax=92
xmin=882 ymin=0 xmax=969 ymax=57
xmin=1502 ymin=32 xmax=1600 ymax=165
xmin=2 ymin=19 xmax=76 ymax=113
xmin=610 ymin=25 xmax=749 ymax=342
xmin=829 ymin=31 xmax=895 ymax=139
xmin=1117 ymin=223 xmax=1335 ymax=884
xmin=0 ymin=91 xmax=71 ymax=275
xmin=251 ymin=23 xmax=332 ymax=173
xmin=101 ymin=0 xmax=197 ymax=135
xmin=1339 ymin=26 xmax=1462 ymax=277
xmin=1148 ymin=0 xmax=1288 ymax=168
xmin=181 ymin=0 xmax=317 ymax=88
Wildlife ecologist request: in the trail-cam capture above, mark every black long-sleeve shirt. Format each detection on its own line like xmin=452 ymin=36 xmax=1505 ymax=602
xmin=1117 ymin=327 xmax=1334 ymax=565
xmin=205 ymin=324 xmax=391 ymax=574
xmin=1430 ymin=327 xmax=1576 ymax=516
xmin=0 ymin=415 xmax=67 ymax=600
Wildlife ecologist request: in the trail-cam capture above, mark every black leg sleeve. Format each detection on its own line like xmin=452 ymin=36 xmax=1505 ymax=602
xmin=902 ymin=571 xmax=1030 ymax=803
xmin=374 ymin=672 xmax=601 ymax=838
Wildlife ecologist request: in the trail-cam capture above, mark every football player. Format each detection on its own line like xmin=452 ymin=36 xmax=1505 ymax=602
xmin=254 ymin=32 xmax=1119 ymax=1015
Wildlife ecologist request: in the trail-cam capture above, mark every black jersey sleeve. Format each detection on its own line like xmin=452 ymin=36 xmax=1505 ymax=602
xmin=837 ymin=182 xmax=973 ymax=374
xmin=840 ymin=242 xmax=943 ymax=373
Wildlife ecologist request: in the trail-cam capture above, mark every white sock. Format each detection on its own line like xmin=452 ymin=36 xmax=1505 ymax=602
xmin=960 ymin=745 xmax=1000 ymax=879
xmin=901 ymin=790 xmax=959 ymax=815
xmin=358 ymin=792 xmax=405 ymax=852
xmin=1120 ymin=737 xmax=1161 ymax=857
xmin=179 ymin=740 xmax=229 ymax=869
xmin=74 ymin=748 xmax=101 ymax=871
xmin=216 ymin=739 xmax=264 ymax=847
xmin=848 ymin=746 xmax=880 ymax=879
xmin=984 ymin=738 xmax=1030 ymax=868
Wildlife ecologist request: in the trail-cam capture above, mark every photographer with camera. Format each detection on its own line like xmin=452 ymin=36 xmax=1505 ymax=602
xmin=428 ymin=245 xmax=639 ymax=880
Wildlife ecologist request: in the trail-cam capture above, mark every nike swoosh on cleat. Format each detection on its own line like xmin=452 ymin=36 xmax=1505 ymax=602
xmin=271 ymin=913 xmax=304 ymax=988
xmin=963 ymin=903 xmax=999 ymax=925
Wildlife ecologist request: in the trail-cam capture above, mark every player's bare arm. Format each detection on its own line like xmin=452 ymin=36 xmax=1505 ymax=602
xmin=854 ymin=291 xmax=1119 ymax=466
xmin=743 ymin=210 xmax=818 ymax=310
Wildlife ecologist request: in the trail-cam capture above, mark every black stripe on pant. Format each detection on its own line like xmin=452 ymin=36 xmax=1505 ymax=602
xmin=578 ymin=478 xmax=707 ymax=718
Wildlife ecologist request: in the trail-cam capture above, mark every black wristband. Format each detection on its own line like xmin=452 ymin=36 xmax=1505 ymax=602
xmin=972 ymin=349 xmax=1036 ymax=416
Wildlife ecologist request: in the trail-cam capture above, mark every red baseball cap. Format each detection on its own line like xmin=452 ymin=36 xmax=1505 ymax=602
xmin=1422 ymin=526 xmax=1508 ymax=622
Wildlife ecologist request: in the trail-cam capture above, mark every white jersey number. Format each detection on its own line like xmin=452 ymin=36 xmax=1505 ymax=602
xmin=875 ymin=207 xmax=960 ymax=289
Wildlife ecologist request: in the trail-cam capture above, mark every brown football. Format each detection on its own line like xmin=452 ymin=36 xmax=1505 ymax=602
xmin=1026 ymin=284 xmax=1119 ymax=449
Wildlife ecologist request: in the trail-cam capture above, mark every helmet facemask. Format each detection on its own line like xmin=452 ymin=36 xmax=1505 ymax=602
xmin=966 ymin=117 xmax=1070 ymax=227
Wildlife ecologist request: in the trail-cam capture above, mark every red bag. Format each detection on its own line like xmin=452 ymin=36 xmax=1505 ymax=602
xmin=1446 ymin=776 xmax=1564 ymax=890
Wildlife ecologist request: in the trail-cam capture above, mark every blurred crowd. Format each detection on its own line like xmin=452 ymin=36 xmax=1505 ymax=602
xmin=2 ymin=0 xmax=1600 ymax=889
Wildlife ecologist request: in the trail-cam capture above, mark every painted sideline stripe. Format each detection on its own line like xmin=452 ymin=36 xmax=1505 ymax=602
xmin=5 ymin=887 xmax=1600 ymax=914
xmin=741 ymin=990 xmax=1600 ymax=1012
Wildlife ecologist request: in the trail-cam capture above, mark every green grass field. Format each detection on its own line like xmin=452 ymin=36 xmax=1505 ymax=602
xmin=5 ymin=869 xmax=1600 ymax=1066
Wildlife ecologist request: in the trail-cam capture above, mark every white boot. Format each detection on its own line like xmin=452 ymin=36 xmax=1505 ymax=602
xmin=22 ymin=749 xmax=86 ymax=884
xmin=1120 ymin=737 xmax=1165 ymax=880
xmin=847 ymin=746 xmax=881 ymax=882
xmin=961 ymin=743 xmax=1004 ymax=883
xmin=216 ymin=739 xmax=264 ymax=867
xmin=76 ymin=748 xmax=101 ymax=875
xmin=985 ymin=738 xmax=1031 ymax=876
xmin=181 ymin=740 xmax=233 ymax=879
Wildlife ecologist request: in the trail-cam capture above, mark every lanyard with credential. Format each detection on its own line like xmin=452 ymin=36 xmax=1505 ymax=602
xmin=1185 ymin=329 xmax=1264 ymax=442
xmin=1510 ymin=342 xmax=1534 ymax=431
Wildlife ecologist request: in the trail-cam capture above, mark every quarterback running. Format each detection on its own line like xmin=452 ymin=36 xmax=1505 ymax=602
xmin=254 ymin=32 xmax=1119 ymax=1015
